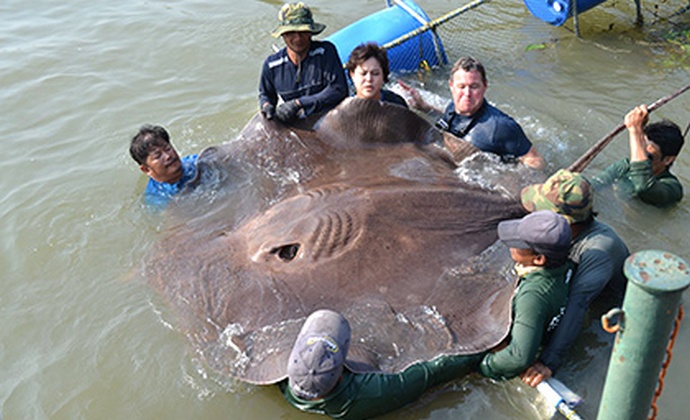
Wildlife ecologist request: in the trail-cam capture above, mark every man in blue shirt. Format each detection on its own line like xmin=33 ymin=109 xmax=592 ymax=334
xmin=259 ymin=2 xmax=348 ymax=124
xmin=400 ymin=57 xmax=545 ymax=169
xmin=129 ymin=125 xmax=198 ymax=207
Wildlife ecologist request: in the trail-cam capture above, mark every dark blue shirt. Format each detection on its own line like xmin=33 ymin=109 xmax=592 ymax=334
xmin=259 ymin=40 xmax=348 ymax=117
xmin=144 ymin=154 xmax=198 ymax=207
xmin=381 ymin=89 xmax=408 ymax=108
xmin=436 ymin=100 xmax=532 ymax=160
xmin=348 ymin=89 xmax=408 ymax=108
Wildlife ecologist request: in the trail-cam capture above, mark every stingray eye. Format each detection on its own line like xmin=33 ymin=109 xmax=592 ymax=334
xmin=270 ymin=243 xmax=300 ymax=262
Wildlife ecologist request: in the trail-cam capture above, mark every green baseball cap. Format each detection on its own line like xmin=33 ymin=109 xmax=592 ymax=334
xmin=272 ymin=3 xmax=326 ymax=38
xmin=520 ymin=169 xmax=593 ymax=224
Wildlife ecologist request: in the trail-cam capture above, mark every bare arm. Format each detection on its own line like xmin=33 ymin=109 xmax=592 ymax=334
xmin=519 ymin=146 xmax=546 ymax=170
xmin=397 ymin=80 xmax=443 ymax=115
xmin=626 ymin=104 xmax=649 ymax=163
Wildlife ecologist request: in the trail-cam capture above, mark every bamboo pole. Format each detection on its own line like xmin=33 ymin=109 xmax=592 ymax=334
xmin=568 ymin=84 xmax=690 ymax=173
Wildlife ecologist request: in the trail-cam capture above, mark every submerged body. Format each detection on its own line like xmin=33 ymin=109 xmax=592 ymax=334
xmin=144 ymin=154 xmax=198 ymax=207
xmin=592 ymin=104 xmax=684 ymax=207
xmin=143 ymin=99 xmax=542 ymax=385
xmin=593 ymin=158 xmax=683 ymax=207
xmin=281 ymin=353 xmax=484 ymax=420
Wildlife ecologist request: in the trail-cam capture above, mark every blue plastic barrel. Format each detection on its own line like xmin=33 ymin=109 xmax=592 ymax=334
xmin=523 ymin=0 xmax=608 ymax=26
xmin=326 ymin=0 xmax=447 ymax=73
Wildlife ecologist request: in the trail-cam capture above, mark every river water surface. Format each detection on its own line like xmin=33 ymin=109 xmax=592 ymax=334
xmin=2 ymin=0 xmax=690 ymax=419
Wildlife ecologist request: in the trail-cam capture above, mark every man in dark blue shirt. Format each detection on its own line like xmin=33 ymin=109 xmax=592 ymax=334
xmin=400 ymin=57 xmax=545 ymax=169
xmin=259 ymin=3 xmax=348 ymax=124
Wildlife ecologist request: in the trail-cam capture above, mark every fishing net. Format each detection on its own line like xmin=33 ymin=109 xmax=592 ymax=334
xmin=380 ymin=0 xmax=498 ymax=75
xmin=381 ymin=0 xmax=690 ymax=77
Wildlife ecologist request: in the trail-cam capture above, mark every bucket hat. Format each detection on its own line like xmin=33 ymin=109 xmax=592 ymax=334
xmin=272 ymin=3 xmax=326 ymax=38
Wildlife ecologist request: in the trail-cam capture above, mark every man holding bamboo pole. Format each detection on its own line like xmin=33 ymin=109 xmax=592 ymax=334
xmin=593 ymin=104 xmax=684 ymax=207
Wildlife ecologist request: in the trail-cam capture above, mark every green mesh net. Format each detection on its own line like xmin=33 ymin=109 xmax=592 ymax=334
xmin=379 ymin=0 xmax=690 ymax=76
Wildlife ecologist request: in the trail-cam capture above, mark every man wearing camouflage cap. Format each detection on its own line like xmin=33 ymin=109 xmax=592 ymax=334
xmin=518 ymin=169 xmax=629 ymax=387
xmin=259 ymin=2 xmax=347 ymax=124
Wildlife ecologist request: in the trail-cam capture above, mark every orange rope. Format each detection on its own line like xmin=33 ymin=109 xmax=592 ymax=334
xmin=649 ymin=305 xmax=684 ymax=420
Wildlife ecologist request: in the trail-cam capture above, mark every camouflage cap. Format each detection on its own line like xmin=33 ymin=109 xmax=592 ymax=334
xmin=520 ymin=169 xmax=593 ymax=224
xmin=271 ymin=3 xmax=326 ymax=38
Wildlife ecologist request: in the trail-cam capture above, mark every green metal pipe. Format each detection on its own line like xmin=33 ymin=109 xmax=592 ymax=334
xmin=597 ymin=250 xmax=690 ymax=420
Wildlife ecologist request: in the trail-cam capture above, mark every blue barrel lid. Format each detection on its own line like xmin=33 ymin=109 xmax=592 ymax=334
xmin=326 ymin=0 xmax=446 ymax=72
xmin=523 ymin=0 xmax=571 ymax=26
xmin=523 ymin=0 xmax=609 ymax=26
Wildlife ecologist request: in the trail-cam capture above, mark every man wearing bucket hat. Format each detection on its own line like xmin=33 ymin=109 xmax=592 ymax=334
xmin=593 ymin=104 xmax=684 ymax=207
xmin=259 ymin=2 xmax=347 ymax=124
xmin=280 ymin=309 xmax=484 ymax=419
xmin=479 ymin=210 xmax=573 ymax=380
xmin=518 ymin=169 xmax=629 ymax=387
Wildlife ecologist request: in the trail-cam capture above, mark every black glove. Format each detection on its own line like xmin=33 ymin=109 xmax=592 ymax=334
xmin=276 ymin=100 xmax=301 ymax=123
xmin=262 ymin=103 xmax=275 ymax=120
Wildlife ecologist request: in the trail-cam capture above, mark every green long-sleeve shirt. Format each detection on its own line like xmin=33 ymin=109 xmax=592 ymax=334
xmin=280 ymin=352 xmax=483 ymax=420
xmin=479 ymin=263 xmax=571 ymax=380
xmin=592 ymin=158 xmax=683 ymax=207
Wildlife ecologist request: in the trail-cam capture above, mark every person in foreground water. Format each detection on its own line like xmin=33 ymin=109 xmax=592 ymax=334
xmin=259 ymin=2 xmax=348 ymax=124
xmin=280 ymin=309 xmax=483 ymax=420
xmin=129 ymin=124 xmax=198 ymax=207
xmin=518 ymin=170 xmax=630 ymax=387
xmin=592 ymin=104 xmax=684 ymax=207
xmin=479 ymin=210 xmax=573 ymax=380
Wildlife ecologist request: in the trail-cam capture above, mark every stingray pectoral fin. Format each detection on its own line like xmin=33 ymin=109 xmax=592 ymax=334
xmin=318 ymin=98 xmax=442 ymax=148
xmin=442 ymin=131 xmax=479 ymax=163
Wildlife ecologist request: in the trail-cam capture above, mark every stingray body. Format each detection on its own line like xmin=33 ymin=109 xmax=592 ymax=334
xmin=145 ymin=99 xmax=538 ymax=385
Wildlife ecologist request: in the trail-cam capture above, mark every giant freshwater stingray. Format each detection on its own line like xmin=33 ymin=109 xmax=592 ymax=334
xmin=144 ymin=98 xmax=543 ymax=385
